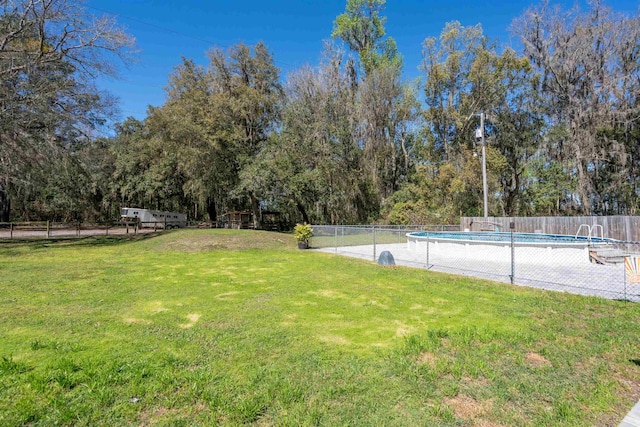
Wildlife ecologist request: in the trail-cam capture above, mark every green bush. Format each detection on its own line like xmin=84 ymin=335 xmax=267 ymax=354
xmin=293 ymin=223 xmax=313 ymax=244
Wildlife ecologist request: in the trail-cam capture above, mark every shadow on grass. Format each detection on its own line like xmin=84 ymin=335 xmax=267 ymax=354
xmin=613 ymin=298 xmax=640 ymax=304
xmin=0 ymin=231 xmax=163 ymax=248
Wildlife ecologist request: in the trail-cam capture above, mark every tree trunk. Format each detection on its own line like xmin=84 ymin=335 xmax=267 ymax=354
xmin=250 ymin=193 xmax=261 ymax=229
xmin=295 ymin=199 xmax=310 ymax=224
xmin=206 ymin=197 xmax=217 ymax=224
xmin=0 ymin=178 xmax=9 ymax=222
xmin=576 ymin=159 xmax=592 ymax=215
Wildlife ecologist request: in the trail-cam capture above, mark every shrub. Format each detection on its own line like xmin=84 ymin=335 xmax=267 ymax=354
xmin=293 ymin=223 xmax=313 ymax=244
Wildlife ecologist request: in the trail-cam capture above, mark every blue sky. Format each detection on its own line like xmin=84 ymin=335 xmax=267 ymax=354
xmin=86 ymin=0 xmax=638 ymax=125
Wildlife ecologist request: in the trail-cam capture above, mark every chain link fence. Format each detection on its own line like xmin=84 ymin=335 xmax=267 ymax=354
xmin=312 ymin=225 xmax=640 ymax=302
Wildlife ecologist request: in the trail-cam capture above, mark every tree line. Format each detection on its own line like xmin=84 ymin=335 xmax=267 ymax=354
xmin=1 ymin=0 xmax=639 ymax=226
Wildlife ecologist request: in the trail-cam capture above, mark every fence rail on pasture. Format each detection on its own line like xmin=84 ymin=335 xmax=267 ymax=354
xmin=311 ymin=224 xmax=640 ymax=302
xmin=461 ymin=216 xmax=640 ymax=241
xmin=0 ymin=220 xmax=196 ymax=239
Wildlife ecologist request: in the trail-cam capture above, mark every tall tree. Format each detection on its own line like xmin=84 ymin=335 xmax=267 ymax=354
xmin=333 ymin=1 xmax=414 ymax=211
xmin=208 ymin=42 xmax=282 ymax=227
xmin=357 ymin=66 xmax=419 ymax=203
xmin=513 ymin=1 xmax=640 ymax=214
xmin=332 ymin=0 xmax=401 ymax=77
xmin=421 ymin=21 xmax=489 ymax=162
xmin=489 ymin=49 xmax=545 ymax=216
xmin=146 ymin=58 xmax=225 ymax=221
xmin=0 ymin=0 xmax=134 ymax=221
xmin=416 ymin=21 xmax=546 ymax=219
xmin=254 ymin=50 xmax=373 ymax=224
xmin=109 ymin=116 xmax=187 ymax=213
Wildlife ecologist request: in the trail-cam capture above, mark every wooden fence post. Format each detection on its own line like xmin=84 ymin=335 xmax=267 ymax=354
xmin=10 ymin=222 xmax=13 ymax=239
xmin=625 ymin=216 xmax=632 ymax=242
xmin=46 ymin=221 xmax=50 ymax=238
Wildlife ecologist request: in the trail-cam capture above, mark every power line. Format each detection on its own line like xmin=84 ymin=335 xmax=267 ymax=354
xmin=86 ymin=5 xmax=298 ymax=70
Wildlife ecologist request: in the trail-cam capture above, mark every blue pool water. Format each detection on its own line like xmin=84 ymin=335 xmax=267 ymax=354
xmin=408 ymin=231 xmax=614 ymax=245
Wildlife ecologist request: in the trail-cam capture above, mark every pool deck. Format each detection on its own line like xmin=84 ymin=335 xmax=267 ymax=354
xmin=620 ymin=400 xmax=640 ymax=427
xmin=316 ymin=242 xmax=640 ymax=302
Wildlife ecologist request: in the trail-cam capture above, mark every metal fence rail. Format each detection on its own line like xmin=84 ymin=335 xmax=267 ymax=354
xmin=311 ymin=225 xmax=640 ymax=302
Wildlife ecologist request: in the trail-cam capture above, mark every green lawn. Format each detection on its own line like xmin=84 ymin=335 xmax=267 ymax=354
xmin=0 ymin=229 xmax=638 ymax=426
xmin=311 ymin=228 xmax=407 ymax=248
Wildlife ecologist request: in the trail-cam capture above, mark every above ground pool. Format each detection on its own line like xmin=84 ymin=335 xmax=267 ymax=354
xmin=405 ymin=231 xmax=618 ymax=265
xmin=406 ymin=231 xmax=615 ymax=246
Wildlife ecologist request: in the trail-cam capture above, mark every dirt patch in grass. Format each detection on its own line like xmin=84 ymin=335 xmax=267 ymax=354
xmin=616 ymin=372 xmax=640 ymax=400
xmin=416 ymin=351 xmax=437 ymax=367
xmin=445 ymin=394 xmax=494 ymax=420
xmin=138 ymin=406 xmax=180 ymax=426
xmin=179 ymin=313 xmax=201 ymax=329
xmin=474 ymin=421 xmax=507 ymax=427
xmin=148 ymin=301 xmax=169 ymax=313
xmin=526 ymin=352 xmax=552 ymax=367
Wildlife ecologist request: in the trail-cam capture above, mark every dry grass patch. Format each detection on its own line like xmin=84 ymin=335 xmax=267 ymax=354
xmin=526 ymin=352 xmax=552 ymax=367
xmin=319 ymin=334 xmax=351 ymax=345
xmin=308 ymin=289 xmax=348 ymax=299
xmin=474 ymin=420 xmax=508 ymax=427
xmin=462 ymin=375 xmax=490 ymax=388
xmin=138 ymin=406 xmax=180 ymax=426
xmin=215 ymin=291 xmax=242 ymax=300
xmin=416 ymin=351 xmax=437 ymax=367
xmin=139 ymin=403 xmax=211 ymax=426
xmin=179 ymin=313 xmax=201 ymax=329
xmin=445 ymin=394 xmax=495 ymax=424
xmin=123 ymin=317 xmax=151 ymax=325
xmin=148 ymin=301 xmax=170 ymax=313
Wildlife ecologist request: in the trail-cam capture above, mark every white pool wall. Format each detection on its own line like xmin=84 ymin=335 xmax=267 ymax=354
xmin=406 ymin=234 xmax=593 ymax=266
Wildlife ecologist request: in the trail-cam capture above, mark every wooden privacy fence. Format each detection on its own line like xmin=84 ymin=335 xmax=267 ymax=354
xmin=460 ymin=216 xmax=640 ymax=241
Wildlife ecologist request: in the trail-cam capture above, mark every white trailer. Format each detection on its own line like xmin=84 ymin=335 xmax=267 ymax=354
xmin=120 ymin=207 xmax=187 ymax=229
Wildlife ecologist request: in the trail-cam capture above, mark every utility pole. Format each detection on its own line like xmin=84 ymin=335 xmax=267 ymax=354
xmin=480 ymin=112 xmax=488 ymax=220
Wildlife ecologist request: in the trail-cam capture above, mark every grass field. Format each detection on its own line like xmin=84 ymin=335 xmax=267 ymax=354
xmin=311 ymin=228 xmax=408 ymax=248
xmin=0 ymin=229 xmax=639 ymax=426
